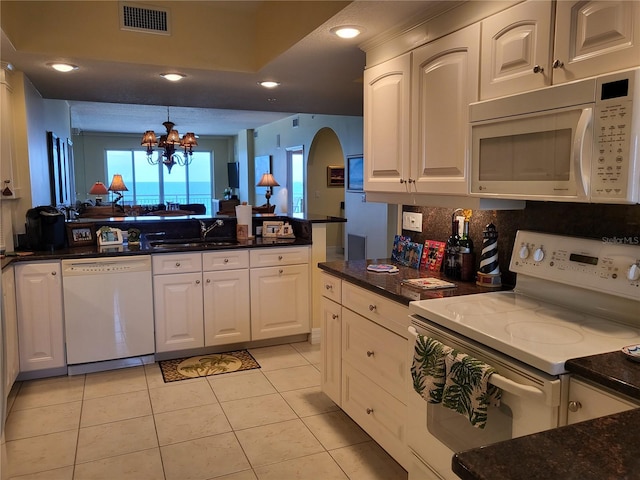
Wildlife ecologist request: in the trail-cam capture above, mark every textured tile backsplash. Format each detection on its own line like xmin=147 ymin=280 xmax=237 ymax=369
xmin=402 ymin=202 xmax=640 ymax=286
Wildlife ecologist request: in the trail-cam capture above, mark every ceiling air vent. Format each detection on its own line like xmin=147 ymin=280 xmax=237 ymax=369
xmin=120 ymin=2 xmax=170 ymax=35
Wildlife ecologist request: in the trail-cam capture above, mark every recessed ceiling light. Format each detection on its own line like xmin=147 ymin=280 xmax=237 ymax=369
xmin=161 ymin=73 xmax=186 ymax=82
xmin=49 ymin=63 xmax=78 ymax=72
xmin=259 ymin=81 xmax=280 ymax=89
xmin=331 ymin=25 xmax=363 ymax=39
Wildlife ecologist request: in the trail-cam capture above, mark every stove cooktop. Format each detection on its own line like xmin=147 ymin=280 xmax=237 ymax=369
xmin=409 ymin=290 xmax=640 ymax=375
xmin=410 ymin=231 xmax=640 ymax=376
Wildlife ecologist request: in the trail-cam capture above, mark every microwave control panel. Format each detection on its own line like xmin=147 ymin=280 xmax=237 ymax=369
xmin=592 ymin=69 xmax=640 ymax=202
xmin=510 ymin=231 xmax=640 ymax=299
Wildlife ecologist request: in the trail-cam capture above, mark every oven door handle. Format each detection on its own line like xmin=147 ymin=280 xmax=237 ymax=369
xmin=408 ymin=326 xmax=545 ymax=401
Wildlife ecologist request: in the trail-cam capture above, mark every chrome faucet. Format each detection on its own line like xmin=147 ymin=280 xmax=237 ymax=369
xmin=199 ymin=219 xmax=224 ymax=240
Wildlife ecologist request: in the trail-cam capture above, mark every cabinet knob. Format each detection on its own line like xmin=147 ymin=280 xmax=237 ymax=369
xmin=325 ymin=284 xmax=333 ymax=290
xmin=368 ymin=304 xmax=377 ymax=312
xmin=175 ymin=262 xmax=181 ymax=267
xmin=51 ymin=271 xmax=57 ymax=276
xmin=195 ymin=279 xmax=200 ymax=285
xmin=332 ymin=314 xmax=339 ymax=319
xmin=224 ymin=258 xmax=229 ymax=263
xmin=532 ymin=65 xmax=544 ymax=74
xmin=366 ymin=408 xmax=374 ymax=415
xmin=206 ymin=279 xmax=211 ymax=284
xmin=568 ymin=400 xmax=582 ymax=412
xmin=366 ymin=350 xmax=374 ymax=357
xmin=552 ymin=59 xmax=564 ymax=69
xmin=278 ymin=255 xmax=283 ymax=260
xmin=279 ymin=269 xmax=284 ymax=274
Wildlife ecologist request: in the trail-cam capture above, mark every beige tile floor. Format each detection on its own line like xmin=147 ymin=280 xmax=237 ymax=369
xmin=5 ymin=342 xmax=407 ymax=480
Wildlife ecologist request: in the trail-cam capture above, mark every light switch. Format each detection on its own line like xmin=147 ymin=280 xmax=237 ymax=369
xmin=402 ymin=212 xmax=422 ymax=232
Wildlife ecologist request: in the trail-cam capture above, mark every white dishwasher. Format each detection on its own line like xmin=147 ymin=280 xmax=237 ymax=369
xmin=62 ymin=256 xmax=154 ymax=372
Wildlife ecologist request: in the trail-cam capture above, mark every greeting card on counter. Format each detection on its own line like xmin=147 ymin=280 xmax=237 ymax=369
xmin=367 ymin=264 xmax=399 ymax=273
xmin=420 ymin=240 xmax=446 ymax=272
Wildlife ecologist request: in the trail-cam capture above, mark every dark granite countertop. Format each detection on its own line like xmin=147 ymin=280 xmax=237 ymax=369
xmin=453 ymin=408 xmax=640 ymax=480
xmin=566 ymin=351 xmax=640 ymax=400
xmin=317 ymin=259 xmax=507 ymax=305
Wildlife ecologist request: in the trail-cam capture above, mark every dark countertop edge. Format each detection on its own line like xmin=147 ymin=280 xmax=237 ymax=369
xmin=78 ymin=213 xmax=346 ymax=224
xmin=566 ymin=351 xmax=640 ymax=400
xmin=452 ymin=408 xmax=640 ymax=480
xmin=1 ymin=237 xmax=312 ymax=268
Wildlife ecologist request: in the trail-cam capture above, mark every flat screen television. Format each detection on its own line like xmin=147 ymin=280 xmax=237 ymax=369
xmin=227 ymin=162 xmax=240 ymax=189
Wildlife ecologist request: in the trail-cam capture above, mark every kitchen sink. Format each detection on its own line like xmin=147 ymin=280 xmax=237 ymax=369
xmin=149 ymin=238 xmax=239 ymax=249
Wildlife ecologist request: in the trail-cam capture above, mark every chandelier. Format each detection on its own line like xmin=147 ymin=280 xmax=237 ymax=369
xmin=141 ymin=108 xmax=198 ymax=173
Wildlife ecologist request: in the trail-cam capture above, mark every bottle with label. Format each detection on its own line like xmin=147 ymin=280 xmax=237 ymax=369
xmin=458 ymin=219 xmax=475 ymax=281
xmin=444 ymin=219 xmax=461 ymax=279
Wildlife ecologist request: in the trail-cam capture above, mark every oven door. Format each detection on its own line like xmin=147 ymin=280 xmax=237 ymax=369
xmin=407 ymin=316 xmax=563 ymax=480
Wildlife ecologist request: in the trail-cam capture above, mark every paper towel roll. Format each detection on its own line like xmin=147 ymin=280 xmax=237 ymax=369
xmin=235 ymin=204 xmax=253 ymax=236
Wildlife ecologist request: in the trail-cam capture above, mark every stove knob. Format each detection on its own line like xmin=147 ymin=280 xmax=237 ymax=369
xmin=628 ymin=263 xmax=640 ymax=281
xmin=519 ymin=245 xmax=530 ymax=259
xmin=533 ymin=247 xmax=545 ymax=262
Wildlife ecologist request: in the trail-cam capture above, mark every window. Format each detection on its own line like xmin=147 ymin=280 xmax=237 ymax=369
xmin=286 ymin=147 xmax=304 ymax=214
xmin=105 ymin=150 xmax=213 ymax=213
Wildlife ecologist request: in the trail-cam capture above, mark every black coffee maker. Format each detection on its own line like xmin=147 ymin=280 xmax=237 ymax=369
xmin=25 ymin=206 xmax=66 ymax=250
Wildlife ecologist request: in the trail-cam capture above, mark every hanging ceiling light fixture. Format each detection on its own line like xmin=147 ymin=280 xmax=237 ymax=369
xmin=141 ymin=107 xmax=198 ymax=173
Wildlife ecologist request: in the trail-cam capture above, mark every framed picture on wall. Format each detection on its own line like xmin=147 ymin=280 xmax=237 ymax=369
xmin=346 ymin=155 xmax=363 ymax=191
xmin=327 ymin=165 xmax=345 ymax=187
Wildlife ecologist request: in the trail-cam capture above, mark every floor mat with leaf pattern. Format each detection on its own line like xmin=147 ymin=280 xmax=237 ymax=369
xmin=159 ymin=350 xmax=260 ymax=383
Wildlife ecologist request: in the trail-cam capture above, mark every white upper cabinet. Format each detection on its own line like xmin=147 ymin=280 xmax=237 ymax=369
xmin=553 ymin=0 xmax=640 ymax=84
xmin=481 ymin=1 xmax=640 ymax=99
xmin=480 ymin=1 xmax=554 ymax=99
xmin=411 ymin=23 xmax=480 ymax=195
xmin=364 ymin=53 xmax=411 ymax=193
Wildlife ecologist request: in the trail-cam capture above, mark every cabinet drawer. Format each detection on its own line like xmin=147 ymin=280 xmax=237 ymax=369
xmin=567 ymin=377 xmax=640 ymax=425
xmin=342 ymin=308 xmax=407 ymax=403
xmin=203 ymin=249 xmax=249 ymax=271
xmin=152 ymin=253 xmax=202 ymax=275
xmin=342 ymin=362 xmax=408 ymax=469
xmin=342 ymin=282 xmax=409 ymax=337
xmin=320 ymin=272 xmax=341 ymax=303
xmin=250 ymin=246 xmax=309 ymax=267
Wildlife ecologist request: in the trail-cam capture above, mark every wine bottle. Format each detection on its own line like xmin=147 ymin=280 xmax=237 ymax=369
xmin=458 ymin=219 xmax=475 ymax=281
xmin=444 ymin=219 xmax=461 ymax=279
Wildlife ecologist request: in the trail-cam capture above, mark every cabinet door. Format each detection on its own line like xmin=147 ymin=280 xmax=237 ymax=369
xmin=203 ymin=269 xmax=250 ymax=346
xmin=153 ymin=272 xmax=204 ymax=352
xmin=320 ymin=297 xmax=341 ymax=405
xmin=15 ymin=262 xmax=65 ymax=372
xmin=364 ymin=53 xmax=411 ymax=192
xmin=480 ymin=1 xmax=554 ymax=99
xmin=2 ymin=266 xmax=19 ymax=389
xmin=411 ymin=23 xmax=480 ymax=195
xmin=553 ymin=1 xmax=640 ymax=84
xmin=250 ymin=264 xmax=310 ymax=340
xmin=567 ymin=377 xmax=639 ymax=425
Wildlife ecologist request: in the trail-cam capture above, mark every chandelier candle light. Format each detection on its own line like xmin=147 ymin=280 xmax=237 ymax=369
xmin=141 ymin=108 xmax=198 ymax=173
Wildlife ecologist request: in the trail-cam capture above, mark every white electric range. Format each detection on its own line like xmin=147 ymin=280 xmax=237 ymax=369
xmin=407 ymin=230 xmax=640 ymax=480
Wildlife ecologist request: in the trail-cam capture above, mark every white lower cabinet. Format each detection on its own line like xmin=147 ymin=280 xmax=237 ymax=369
xmin=567 ymin=377 xmax=640 ymax=424
xmin=250 ymin=247 xmax=310 ymax=341
xmin=203 ymin=269 xmax=250 ymax=346
xmin=153 ymin=271 xmax=204 ymax=352
xmin=15 ymin=262 xmax=65 ymax=373
xmin=320 ymin=272 xmax=409 ymax=470
xmin=2 ymin=266 xmax=19 ymax=390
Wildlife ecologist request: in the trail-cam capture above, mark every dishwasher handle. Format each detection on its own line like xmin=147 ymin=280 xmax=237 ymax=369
xmin=408 ymin=326 xmax=545 ymax=401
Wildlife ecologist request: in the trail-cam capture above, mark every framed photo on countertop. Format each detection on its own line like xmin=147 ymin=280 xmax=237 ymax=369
xmin=97 ymin=226 xmax=124 ymax=246
xmin=66 ymin=222 xmax=96 ymax=247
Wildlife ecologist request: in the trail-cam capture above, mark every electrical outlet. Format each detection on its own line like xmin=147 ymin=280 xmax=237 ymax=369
xmin=403 ymin=212 xmax=423 ymax=232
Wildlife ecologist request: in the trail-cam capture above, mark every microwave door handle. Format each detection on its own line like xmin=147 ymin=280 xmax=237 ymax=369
xmin=573 ymin=108 xmax=593 ymax=199
xmin=408 ymin=326 xmax=547 ymax=402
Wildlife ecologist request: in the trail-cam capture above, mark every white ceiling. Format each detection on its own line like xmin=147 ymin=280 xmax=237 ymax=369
xmin=1 ymin=1 xmax=460 ymax=135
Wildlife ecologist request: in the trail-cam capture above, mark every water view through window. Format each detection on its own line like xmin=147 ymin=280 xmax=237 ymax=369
xmin=106 ymin=150 xmax=213 ymax=213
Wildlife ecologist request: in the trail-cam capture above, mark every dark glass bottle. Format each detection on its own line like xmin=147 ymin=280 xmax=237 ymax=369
xmin=444 ymin=219 xmax=461 ymax=279
xmin=458 ymin=220 xmax=475 ymax=281
xmin=459 ymin=220 xmax=473 ymax=254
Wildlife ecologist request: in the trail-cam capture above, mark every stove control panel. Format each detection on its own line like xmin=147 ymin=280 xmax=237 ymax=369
xmin=510 ymin=230 xmax=640 ymax=298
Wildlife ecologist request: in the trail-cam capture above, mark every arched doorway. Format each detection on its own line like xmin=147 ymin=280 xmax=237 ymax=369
xmin=305 ymin=128 xmax=345 ymax=258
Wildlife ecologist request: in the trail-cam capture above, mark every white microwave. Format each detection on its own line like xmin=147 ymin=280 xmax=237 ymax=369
xmin=469 ymin=68 xmax=640 ymax=204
